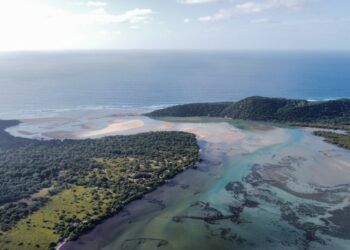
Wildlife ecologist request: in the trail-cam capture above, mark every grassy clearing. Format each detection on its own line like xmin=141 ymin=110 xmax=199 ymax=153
xmin=0 ymin=186 xmax=114 ymax=250
xmin=0 ymin=155 xmax=191 ymax=250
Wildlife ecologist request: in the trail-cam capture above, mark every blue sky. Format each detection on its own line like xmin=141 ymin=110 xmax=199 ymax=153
xmin=0 ymin=0 xmax=349 ymax=50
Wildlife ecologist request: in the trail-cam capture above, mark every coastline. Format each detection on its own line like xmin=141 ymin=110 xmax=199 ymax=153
xmin=2 ymin=108 xmax=350 ymax=250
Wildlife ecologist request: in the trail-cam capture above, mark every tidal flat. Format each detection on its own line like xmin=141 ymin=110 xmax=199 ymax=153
xmin=7 ymin=111 xmax=350 ymax=250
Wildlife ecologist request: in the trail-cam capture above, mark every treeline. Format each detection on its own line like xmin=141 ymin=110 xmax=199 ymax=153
xmin=148 ymin=102 xmax=231 ymax=117
xmin=147 ymin=96 xmax=350 ymax=127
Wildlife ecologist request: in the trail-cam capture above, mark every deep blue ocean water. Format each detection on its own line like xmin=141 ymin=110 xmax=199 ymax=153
xmin=0 ymin=50 xmax=349 ymax=118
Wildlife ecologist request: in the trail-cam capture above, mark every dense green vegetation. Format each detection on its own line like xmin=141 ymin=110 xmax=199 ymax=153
xmin=148 ymin=102 xmax=231 ymax=117
xmin=147 ymin=96 xmax=350 ymax=127
xmin=221 ymin=97 xmax=308 ymax=121
xmin=0 ymin=120 xmax=199 ymax=250
xmin=314 ymin=130 xmax=350 ymax=150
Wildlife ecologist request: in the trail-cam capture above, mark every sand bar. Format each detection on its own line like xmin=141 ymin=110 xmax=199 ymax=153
xmin=43 ymin=119 xmax=144 ymax=139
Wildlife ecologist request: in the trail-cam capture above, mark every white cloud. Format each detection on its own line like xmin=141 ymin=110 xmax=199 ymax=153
xmin=0 ymin=1 xmax=154 ymax=50
xmin=184 ymin=18 xmax=192 ymax=23
xmin=198 ymin=0 xmax=305 ymax=21
xmin=89 ymin=8 xmax=154 ymax=24
xmin=178 ymin=0 xmax=220 ymax=4
xmin=280 ymin=18 xmax=349 ymax=25
xmin=87 ymin=1 xmax=108 ymax=7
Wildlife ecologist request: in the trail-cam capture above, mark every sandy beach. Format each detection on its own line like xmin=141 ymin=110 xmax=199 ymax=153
xmin=77 ymin=119 xmax=145 ymax=138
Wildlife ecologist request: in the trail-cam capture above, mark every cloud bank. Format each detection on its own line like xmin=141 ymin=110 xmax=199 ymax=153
xmin=198 ymin=0 xmax=305 ymax=21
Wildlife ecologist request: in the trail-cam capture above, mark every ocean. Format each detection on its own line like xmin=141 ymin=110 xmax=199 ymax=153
xmin=0 ymin=50 xmax=350 ymax=118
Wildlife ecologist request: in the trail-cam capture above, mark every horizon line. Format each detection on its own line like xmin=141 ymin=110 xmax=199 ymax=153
xmin=1 ymin=48 xmax=350 ymax=54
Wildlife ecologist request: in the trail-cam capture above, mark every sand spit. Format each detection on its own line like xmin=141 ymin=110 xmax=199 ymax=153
xmin=78 ymin=119 xmax=145 ymax=138
xmin=44 ymin=119 xmax=145 ymax=139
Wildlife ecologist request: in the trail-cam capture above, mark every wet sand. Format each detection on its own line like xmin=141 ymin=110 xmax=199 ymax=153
xmin=44 ymin=119 xmax=145 ymax=139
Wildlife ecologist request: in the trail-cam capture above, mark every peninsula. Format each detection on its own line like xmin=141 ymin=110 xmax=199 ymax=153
xmin=0 ymin=120 xmax=199 ymax=250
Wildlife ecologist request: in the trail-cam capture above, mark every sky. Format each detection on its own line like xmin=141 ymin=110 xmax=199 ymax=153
xmin=0 ymin=0 xmax=349 ymax=51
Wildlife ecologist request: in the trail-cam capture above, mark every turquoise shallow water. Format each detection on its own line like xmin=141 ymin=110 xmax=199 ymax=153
xmin=40 ymin=116 xmax=349 ymax=250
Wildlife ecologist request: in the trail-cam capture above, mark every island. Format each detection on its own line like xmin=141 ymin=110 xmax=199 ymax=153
xmin=0 ymin=120 xmax=199 ymax=250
